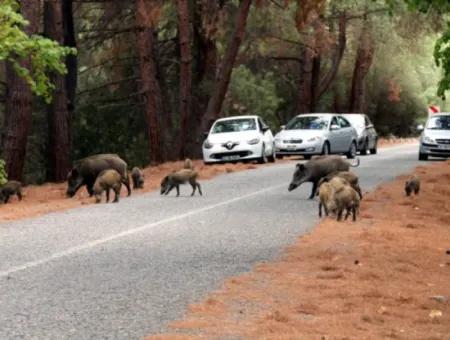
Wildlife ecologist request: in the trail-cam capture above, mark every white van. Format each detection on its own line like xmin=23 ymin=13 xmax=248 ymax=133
xmin=418 ymin=113 xmax=450 ymax=160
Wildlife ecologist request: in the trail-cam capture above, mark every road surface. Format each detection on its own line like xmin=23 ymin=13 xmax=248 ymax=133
xmin=0 ymin=144 xmax=421 ymax=339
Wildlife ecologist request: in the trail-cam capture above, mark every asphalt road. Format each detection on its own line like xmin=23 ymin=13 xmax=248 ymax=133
xmin=0 ymin=144 xmax=422 ymax=339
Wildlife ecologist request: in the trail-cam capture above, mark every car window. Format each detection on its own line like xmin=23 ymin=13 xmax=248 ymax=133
xmin=212 ymin=118 xmax=257 ymax=133
xmin=285 ymin=116 xmax=328 ymax=130
xmin=258 ymin=118 xmax=268 ymax=131
xmin=338 ymin=116 xmax=351 ymax=128
xmin=330 ymin=116 xmax=339 ymax=128
xmin=426 ymin=115 xmax=450 ymax=130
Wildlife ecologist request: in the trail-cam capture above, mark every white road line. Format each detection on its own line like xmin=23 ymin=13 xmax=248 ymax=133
xmin=0 ymin=183 xmax=286 ymax=278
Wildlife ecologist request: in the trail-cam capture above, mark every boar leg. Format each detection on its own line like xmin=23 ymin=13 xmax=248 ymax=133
xmin=122 ymin=177 xmax=131 ymax=196
xmin=17 ymin=191 xmax=22 ymax=201
xmin=337 ymin=209 xmax=343 ymax=221
xmin=319 ymin=202 xmax=323 ymax=217
xmin=113 ymin=189 xmax=120 ymax=203
xmin=4 ymin=194 xmax=10 ymax=204
xmin=309 ymin=181 xmax=318 ymax=199
xmin=197 ymin=182 xmax=202 ymax=196
xmin=176 ymin=185 xmax=180 ymax=197
xmin=105 ymin=189 xmax=110 ymax=203
xmin=165 ymin=185 xmax=175 ymax=195
xmin=189 ymin=179 xmax=197 ymax=196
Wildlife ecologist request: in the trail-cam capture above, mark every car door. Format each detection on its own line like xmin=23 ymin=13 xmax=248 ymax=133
xmin=338 ymin=116 xmax=354 ymax=151
xmin=258 ymin=118 xmax=274 ymax=155
xmin=328 ymin=116 xmax=344 ymax=152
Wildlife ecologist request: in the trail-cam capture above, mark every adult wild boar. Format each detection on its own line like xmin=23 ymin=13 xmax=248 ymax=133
xmin=66 ymin=154 xmax=131 ymax=197
xmin=288 ymin=155 xmax=360 ymax=199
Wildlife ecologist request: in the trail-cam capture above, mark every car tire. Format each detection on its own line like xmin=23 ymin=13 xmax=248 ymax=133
xmin=304 ymin=155 xmax=312 ymax=160
xmin=346 ymin=141 xmax=357 ymax=159
xmin=370 ymin=140 xmax=378 ymax=154
xmin=321 ymin=142 xmax=330 ymax=155
xmin=276 ymin=154 xmax=284 ymax=159
xmin=418 ymin=152 xmax=428 ymax=161
xmin=204 ymin=161 xmax=213 ymax=166
xmin=268 ymin=149 xmax=276 ymax=163
xmin=258 ymin=144 xmax=268 ymax=164
xmin=360 ymin=139 xmax=368 ymax=155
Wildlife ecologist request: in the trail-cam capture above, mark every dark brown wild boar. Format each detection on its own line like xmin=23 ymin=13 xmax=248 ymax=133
xmin=288 ymin=155 xmax=360 ymax=199
xmin=405 ymin=175 xmax=420 ymax=196
xmin=66 ymin=154 xmax=131 ymax=197
xmin=0 ymin=181 xmax=23 ymax=203
xmin=131 ymin=167 xmax=144 ymax=189
xmin=93 ymin=169 xmax=122 ymax=203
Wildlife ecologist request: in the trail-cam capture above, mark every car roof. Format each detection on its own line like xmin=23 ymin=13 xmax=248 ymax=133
xmin=429 ymin=112 xmax=450 ymax=116
xmin=215 ymin=115 xmax=259 ymax=121
xmin=294 ymin=113 xmax=338 ymax=118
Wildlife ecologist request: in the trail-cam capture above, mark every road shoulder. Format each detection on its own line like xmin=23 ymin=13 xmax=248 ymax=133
xmin=151 ymin=159 xmax=450 ymax=339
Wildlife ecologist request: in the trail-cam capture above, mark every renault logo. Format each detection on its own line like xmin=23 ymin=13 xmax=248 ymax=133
xmin=223 ymin=141 xmax=238 ymax=150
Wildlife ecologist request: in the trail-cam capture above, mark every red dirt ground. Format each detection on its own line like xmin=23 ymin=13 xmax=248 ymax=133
xmin=150 ymin=159 xmax=450 ymax=340
xmin=0 ymin=137 xmax=416 ymax=223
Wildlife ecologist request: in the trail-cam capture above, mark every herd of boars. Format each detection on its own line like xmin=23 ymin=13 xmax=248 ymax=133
xmin=0 ymin=153 xmax=421 ymax=222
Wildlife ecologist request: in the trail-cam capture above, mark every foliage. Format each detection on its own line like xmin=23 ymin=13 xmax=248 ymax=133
xmin=0 ymin=0 xmax=76 ymax=102
xmin=0 ymin=160 xmax=7 ymax=185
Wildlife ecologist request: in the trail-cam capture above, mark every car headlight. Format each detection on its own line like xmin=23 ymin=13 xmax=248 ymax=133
xmin=247 ymin=137 xmax=260 ymax=145
xmin=203 ymin=140 xmax=214 ymax=149
xmin=423 ymin=135 xmax=436 ymax=144
xmin=307 ymin=136 xmax=321 ymax=142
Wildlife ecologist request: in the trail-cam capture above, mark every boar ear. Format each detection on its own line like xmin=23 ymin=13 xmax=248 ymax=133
xmin=69 ymin=168 xmax=78 ymax=178
xmin=296 ymin=163 xmax=305 ymax=171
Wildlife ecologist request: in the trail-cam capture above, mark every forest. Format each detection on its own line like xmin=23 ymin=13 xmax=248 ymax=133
xmin=0 ymin=0 xmax=449 ymax=184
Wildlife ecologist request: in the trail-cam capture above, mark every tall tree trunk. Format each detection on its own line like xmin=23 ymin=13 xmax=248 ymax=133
xmin=349 ymin=21 xmax=374 ymax=113
xmin=199 ymin=0 xmax=252 ymax=134
xmin=2 ymin=0 xmax=39 ymax=181
xmin=136 ymin=0 xmax=164 ymax=163
xmin=296 ymin=46 xmax=315 ymax=114
xmin=62 ymin=0 xmax=77 ymax=114
xmin=44 ymin=0 xmax=72 ymax=182
xmin=317 ymin=13 xmax=346 ymax=98
xmin=177 ymin=0 xmax=192 ymax=158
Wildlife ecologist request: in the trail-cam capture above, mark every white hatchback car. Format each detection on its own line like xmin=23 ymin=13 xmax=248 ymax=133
xmin=274 ymin=113 xmax=358 ymax=159
xmin=418 ymin=113 xmax=450 ymax=160
xmin=202 ymin=115 xmax=275 ymax=164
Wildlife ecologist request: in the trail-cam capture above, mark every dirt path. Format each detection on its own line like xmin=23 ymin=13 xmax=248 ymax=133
xmin=150 ymin=159 xmax=450 ymax=340
xmin=0 ymin=138 xmax=416 ymax=224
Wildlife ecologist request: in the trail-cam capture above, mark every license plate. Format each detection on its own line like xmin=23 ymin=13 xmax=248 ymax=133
xmin=438 ymin=144 xmax=450 ymax=150
xmin=222 ymin=155 xmax=240 ymax=161
xmin=286 ymin=145 xmax=298 ymax=150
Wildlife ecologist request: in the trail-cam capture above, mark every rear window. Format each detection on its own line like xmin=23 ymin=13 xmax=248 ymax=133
xmin=285 ymin=116 xmax=329 ymax=130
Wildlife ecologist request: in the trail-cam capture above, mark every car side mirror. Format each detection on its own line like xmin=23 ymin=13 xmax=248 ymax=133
xmin=417 ymin=124 xmax=424 ymax=131
xmin=280 ymin=125 xmax=285 ymax=130
xmin=330 ymin=124 xmax=340 ymax=131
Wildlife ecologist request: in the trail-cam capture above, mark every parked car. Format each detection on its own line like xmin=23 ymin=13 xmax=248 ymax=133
xmin=202 ymin=115 xmax=275 ymax=164
xmin=418 ymin=113 xmax=450 ymax=161
xmin=341 ymin=113 xmax=378 ymax=155
xmin=274 ymin=113 xmax=358 ymax=159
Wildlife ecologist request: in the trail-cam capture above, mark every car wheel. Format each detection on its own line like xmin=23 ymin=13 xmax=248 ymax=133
xmin=370 ymin=139 xmax=378 ymax=154
xmin=258 ymin=144 xmax=268 ymax=164
xmin=268 ymin=149 xmax=276 ymax=163
xmin=360 ymin=139 xmax=368 ymax=155
xmin=276 ymin=154 xmax=284 ymax=159
xmin=346 ymin=141 xmax=357 ymax=159
xmin=418 ymin=152 xmax=428 ymax=161
xmin=321 ymin=141 xmax=330 ymax=155
xmin=203 ymin=161 xmax=213 ymax=166
xmin=304 ymin=155 xmax=312 ymax=160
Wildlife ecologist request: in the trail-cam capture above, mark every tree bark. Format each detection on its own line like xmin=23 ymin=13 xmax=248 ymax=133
xmin=2 ymin=0 xmax=39 ymax=181
xmin=136 ymin=0 xmax=164 ymax=163
xmin=295 ymin=45 xmax=315 ymax=114
xmin=177 ymin=0 xmax=192 ymax=158
xmin=44 ymin=0 xmax=72 ymax=182
xmin=62 ymin=0 xmax=77 ymax=114
xmin=318 ymin=13 xmax=346 ymax=98
xmin=199 ymin=0 xmax=252 ymax=134
xmin=349 ymin=21 xmax=374 ymax=113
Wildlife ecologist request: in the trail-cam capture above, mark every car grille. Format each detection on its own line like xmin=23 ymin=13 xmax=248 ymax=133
xmin=283 ymin=139 xmax=303 ymax=144
xmin=436 ymin=139 xmax=450 ymax=144
xmin=429 ymin=148 xmax=450 ymax=154
xmin=211 ymin=151 xmax=252 ymax=160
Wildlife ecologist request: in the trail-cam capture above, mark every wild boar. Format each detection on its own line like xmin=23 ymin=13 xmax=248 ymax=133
xmin=405 ymin=175 xmax=420 ymax=196
xmin=0 ymin=181 xmax=23 ymax=203
xmin=66 ymin=153 xmax=131 ymax=198
xmin=160 ymin=169 xmax=202 ymax=197
xmin=131 ymin=167 xmax=144 ymax=189
xmin=317 ymin=177 xmax=351 ymax=218
xmin=318 ymin=171 xmax=362 ymax=199
xmin=333 ymin=184 xmax=360 ymax=222
xmin=288 ymin=155 xmax=360 ymax=199
xmin=93 ymin=169 xmax=122 ymax=203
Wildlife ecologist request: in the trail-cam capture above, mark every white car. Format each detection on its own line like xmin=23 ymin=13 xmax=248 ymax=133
xmin=202 ymin=115 xmax=276 ymax=164
xmin=341 ymin=113 xmax=378 ymax=155
xmin=274 ymin=113 xmax=359 ymax=159
xmin=418 ymin=113 xmax=450 ymax=160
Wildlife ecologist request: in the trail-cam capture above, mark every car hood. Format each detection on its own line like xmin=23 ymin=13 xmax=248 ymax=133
xmin=423 ymin=129 xmax=450 ymax=140
xmin=207 ymin=131 xmax=261 ymax=143
xmin=275 ymin=129 xmax=325 ymax=140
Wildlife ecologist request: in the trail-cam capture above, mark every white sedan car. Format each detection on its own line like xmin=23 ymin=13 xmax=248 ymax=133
xmin=274 ymin=113 xmax=358 ymax=159
xmin=202 ymin=115 xmax=276 ymax=164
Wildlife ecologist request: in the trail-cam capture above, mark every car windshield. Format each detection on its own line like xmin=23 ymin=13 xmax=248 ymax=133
xmin=285 ymin=116 xmax=328 ymax=130
xmin=212 ymin=118 xmax=257 ymax=133
xmin=426 ymin=115 xmax=450 ymax=130
xmin=344 ymin=115 xmax=364 ymax=128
